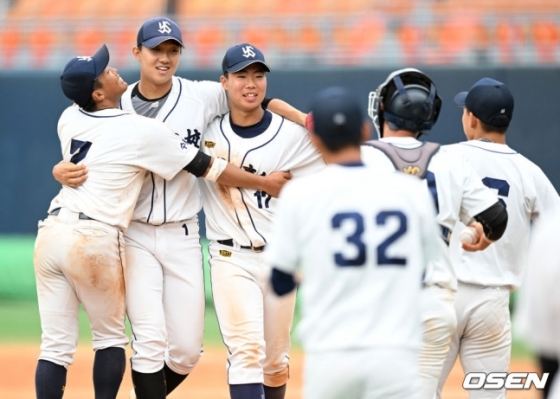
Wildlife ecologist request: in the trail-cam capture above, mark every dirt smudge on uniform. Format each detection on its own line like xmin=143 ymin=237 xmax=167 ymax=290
xmin=215 ymin=182 xmax=235 ymax=213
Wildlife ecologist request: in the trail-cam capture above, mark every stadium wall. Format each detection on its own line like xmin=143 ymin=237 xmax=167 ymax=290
xmin=1 ymin=67 xmax=559 ymax=234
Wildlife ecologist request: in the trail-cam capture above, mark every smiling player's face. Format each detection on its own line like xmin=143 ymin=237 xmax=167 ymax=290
xmin=134 ymin=40 xmax=181 ymax=86
xmin=96 ymin=66 xmax=128 ymax=102
xmin=221 ymin=64 xmax=267 ymax=113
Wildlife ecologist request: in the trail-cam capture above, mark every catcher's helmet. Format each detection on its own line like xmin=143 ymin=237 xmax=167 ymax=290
xmin=368 ymin=68 xmax=442 ymax=138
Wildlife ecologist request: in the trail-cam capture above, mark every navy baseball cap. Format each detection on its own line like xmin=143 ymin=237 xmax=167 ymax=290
xmin=222 ymin=43 xmax=270 ymax=74
xmin=309 ymin=87 xmax=363 ymax=145
xmin=137 ymin=17 xmax=184 ymax=48
xmin=60 ymin=44 xmax=110 ymax=108
xmin=454 ymin=78 xmax=514 ymax=127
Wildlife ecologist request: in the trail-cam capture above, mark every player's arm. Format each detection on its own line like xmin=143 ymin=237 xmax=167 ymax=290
xmin=52 ymin=161 xmax=88 ymax=187
xmin=266 ymin=98 xmax=307 ymax=127
xmin=462 ymin=201 xmax=508 ymax=251
xmin=183 ymin=152 xmax=292 ymax=198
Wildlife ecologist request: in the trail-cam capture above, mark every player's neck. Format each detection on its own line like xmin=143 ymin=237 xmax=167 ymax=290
xmin=90 ymin=100 xmax=119 ymax=112
xmin=230 ymin=107 xmax=265 ymax=127
xmin=472 ymin=131 xmax=506 ymax=144
xmin=322 ymin=147 xmax=362 ymax=165
xmin=137 ymin=79 xmax=173 ymax=100
xmin=383 ymin=130 xmax=418 ymax=139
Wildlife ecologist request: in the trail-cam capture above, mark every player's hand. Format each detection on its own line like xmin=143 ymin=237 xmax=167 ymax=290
xmin=461 ymin=222 xmax=494 ymax=252
xmin=262 ymin=171 xmax=292 ymax=198
xmin=53 ymin=161 xmax=88 ymax=188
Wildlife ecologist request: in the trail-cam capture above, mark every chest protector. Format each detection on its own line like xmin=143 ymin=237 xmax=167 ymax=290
xmin=364 ymin=141 xmax=440 ymax=179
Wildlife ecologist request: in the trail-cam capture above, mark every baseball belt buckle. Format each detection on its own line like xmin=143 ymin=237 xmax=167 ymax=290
xmin=251 ymin=245 xmax=265 ymax=253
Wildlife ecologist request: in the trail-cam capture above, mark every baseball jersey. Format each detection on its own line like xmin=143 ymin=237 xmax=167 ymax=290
xmin=199 ymin=111 xmax=324 ymax=247
xmin=266 ymin=164 xmax=443 ymax=352
xmin=48 ymin=106 xmax=197 ymax=231
xmin=444 ymin=140 xmax=560 ymax=289
xmin=120 ymin=76 xmax=229 ymax=224
xmin=514 ymin=214 xmax=560 ymax=357
xmin=361 ymin=137 xmax=498 ymax=290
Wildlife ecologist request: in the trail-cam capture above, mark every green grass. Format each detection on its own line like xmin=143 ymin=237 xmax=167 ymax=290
xmin=0 ymin=234 xmax=534 ymax=358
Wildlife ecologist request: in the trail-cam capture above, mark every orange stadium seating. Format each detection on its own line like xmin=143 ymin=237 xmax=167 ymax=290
xmin=0 ymin=0 xmax=558 ymax=68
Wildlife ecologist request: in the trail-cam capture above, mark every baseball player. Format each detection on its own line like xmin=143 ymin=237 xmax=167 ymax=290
xmin=267 ymin=86 xmax=445 ymax=399
xmin=52 ymin=17 xmax=306 ymax=399
xmin=360 ymin=68 xmax=509 ymax=399
xmin=515 ymin=213 xmax=560 ymax=399
xmin=198 ymin=43 xmax=324 ymax=399
xmin=35 ymin=44 xmax=276 ymax=399
xmin=436 ymin=78 xmax=560 ymax=399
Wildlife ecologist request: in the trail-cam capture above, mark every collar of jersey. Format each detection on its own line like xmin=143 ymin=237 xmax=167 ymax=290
xmin=79 ymin=108 xmax=129 ymax=118
xmin=380 ymin=136 xmax=422 ymax=148
xmin=461 ymin=140 xmax=516 ymax=154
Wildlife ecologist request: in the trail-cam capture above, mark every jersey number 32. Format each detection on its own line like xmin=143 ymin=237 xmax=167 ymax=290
xmin=331 ymin=211 xmax=407 ymax=268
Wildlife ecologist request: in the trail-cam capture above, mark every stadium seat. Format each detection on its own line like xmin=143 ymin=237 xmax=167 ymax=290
xmin=397 ymin=22 xmax=423 ymax=65
xmin=191 ymin=24 xmax=226 ymax=67
xmin=29 ymin=25 xmax=55 ymax=68
xmin=74 ymin=27 xmax=105 ymax=56
xmin=531 ymin=20 xmax=559 ymax=64
xmin=0 ymin=26 xmax=20 ymax=68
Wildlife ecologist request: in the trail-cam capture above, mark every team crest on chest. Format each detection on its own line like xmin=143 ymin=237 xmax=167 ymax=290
xmin=403 ymin=165 xmax=421 ymax=175
xmin=219 ymin=249 xmax=232 ymax=257
xmin=205 ymin=140 xmax=216 ymax=148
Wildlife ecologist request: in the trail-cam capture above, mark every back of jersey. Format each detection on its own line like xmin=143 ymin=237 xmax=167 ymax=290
xmin=445 ymin=140 xmax=560 ymax=289
xmin=268 ymin=164 xmax=442 ymax=353
xmin=50 ymin=106 xmax=192 ymax=230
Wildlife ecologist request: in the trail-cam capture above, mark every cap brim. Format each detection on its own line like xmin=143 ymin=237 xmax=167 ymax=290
xmin=225 ymin=60 xmax=271 ymax=74
xmin=92 ymin=44 xmax=110 ymax=80
xmin=141 ymin=36 xmax=184 ymax=49
xmin=454 ymin=91 xmax=468 ymax=107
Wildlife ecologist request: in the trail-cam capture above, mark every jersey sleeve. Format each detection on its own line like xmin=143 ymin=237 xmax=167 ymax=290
xmin=278 ymin=124 xmax=325 ymax=177
xmin=416 ymin=181 xmax=446 ymax=267
xmin=265 ymin=180 xmax=302 ymax=274
xmin=132 ymin=117 xmax=199 ymax=180
xmin=530 ymin=166 xmax=560 ymax=223
xmin=457 ymin=156 xmax=500 ymax=225
xmin=196 ymin=80 xmax=229 ymax=125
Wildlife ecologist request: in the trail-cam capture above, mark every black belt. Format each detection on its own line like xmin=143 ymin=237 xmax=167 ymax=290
xmin=50 ymin=208 xmax=94 ymax=221
xmin=217 ymin=239 xmax=265 ymax=253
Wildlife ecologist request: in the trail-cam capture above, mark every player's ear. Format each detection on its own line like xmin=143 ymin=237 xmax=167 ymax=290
xmin=132 ymin=46 xmax=141 ymax=62
xmin=468 ymin=111 xmax=478 ymax=129
xmin=220 ymin=75 xmax=228 ymax=91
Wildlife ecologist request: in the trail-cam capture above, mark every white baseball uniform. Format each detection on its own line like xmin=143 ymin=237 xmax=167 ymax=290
xmin=266 ymin=163 xmax=444 ymax=399
xmin=514 ymin=214 xmax=560 ymax=399
xmin=437 ymin=139 xmax=560 ymax=399
xmin=118 ymin=76 xmax=229 ymax=375
xmin=199 ymin=111 xmax=324 ymax=387
xmin=35 ymin=106 xmax=197 ymax=368
xmin=361 ymin=136 xmax=499 ymax=399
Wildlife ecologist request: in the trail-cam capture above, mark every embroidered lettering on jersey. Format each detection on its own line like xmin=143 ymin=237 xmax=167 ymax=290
xmin=219 ymin=249 xmax=232 ymax=257
xmin=180 ymin=129 xmax=201 ymax=149
xmin=205 ymin=140 xmax=216 ymax=148
xmin=403 ymin=165 xmax=421 ymax=175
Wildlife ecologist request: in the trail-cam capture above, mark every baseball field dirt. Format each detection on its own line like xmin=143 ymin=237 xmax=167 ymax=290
xmin=0 ymin=344 xmax=541 ymax=398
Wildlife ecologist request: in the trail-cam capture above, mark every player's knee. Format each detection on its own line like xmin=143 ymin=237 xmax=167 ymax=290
xmin=264 ymin=367 xmax=289 ymax=387
xmin=232 ymin=341 xmax=265 ymax=369
xmin=167 ymin=347 xmax=203 ymax=372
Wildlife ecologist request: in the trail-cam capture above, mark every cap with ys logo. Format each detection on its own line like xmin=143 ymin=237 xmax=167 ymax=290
xmin=137 ymin=17 xmax=184 ymax=49
xmin=222 ymin=43 xmax=271 ymax=74
xmin=60 ymin=44 xmax=110 ymax=108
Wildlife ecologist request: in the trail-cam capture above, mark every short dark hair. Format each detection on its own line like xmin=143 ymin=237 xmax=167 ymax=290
xmin=320 ymin=132 xmax=362 ymax=152
xmin=467 ymin=107 xmax=509 ymax=134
